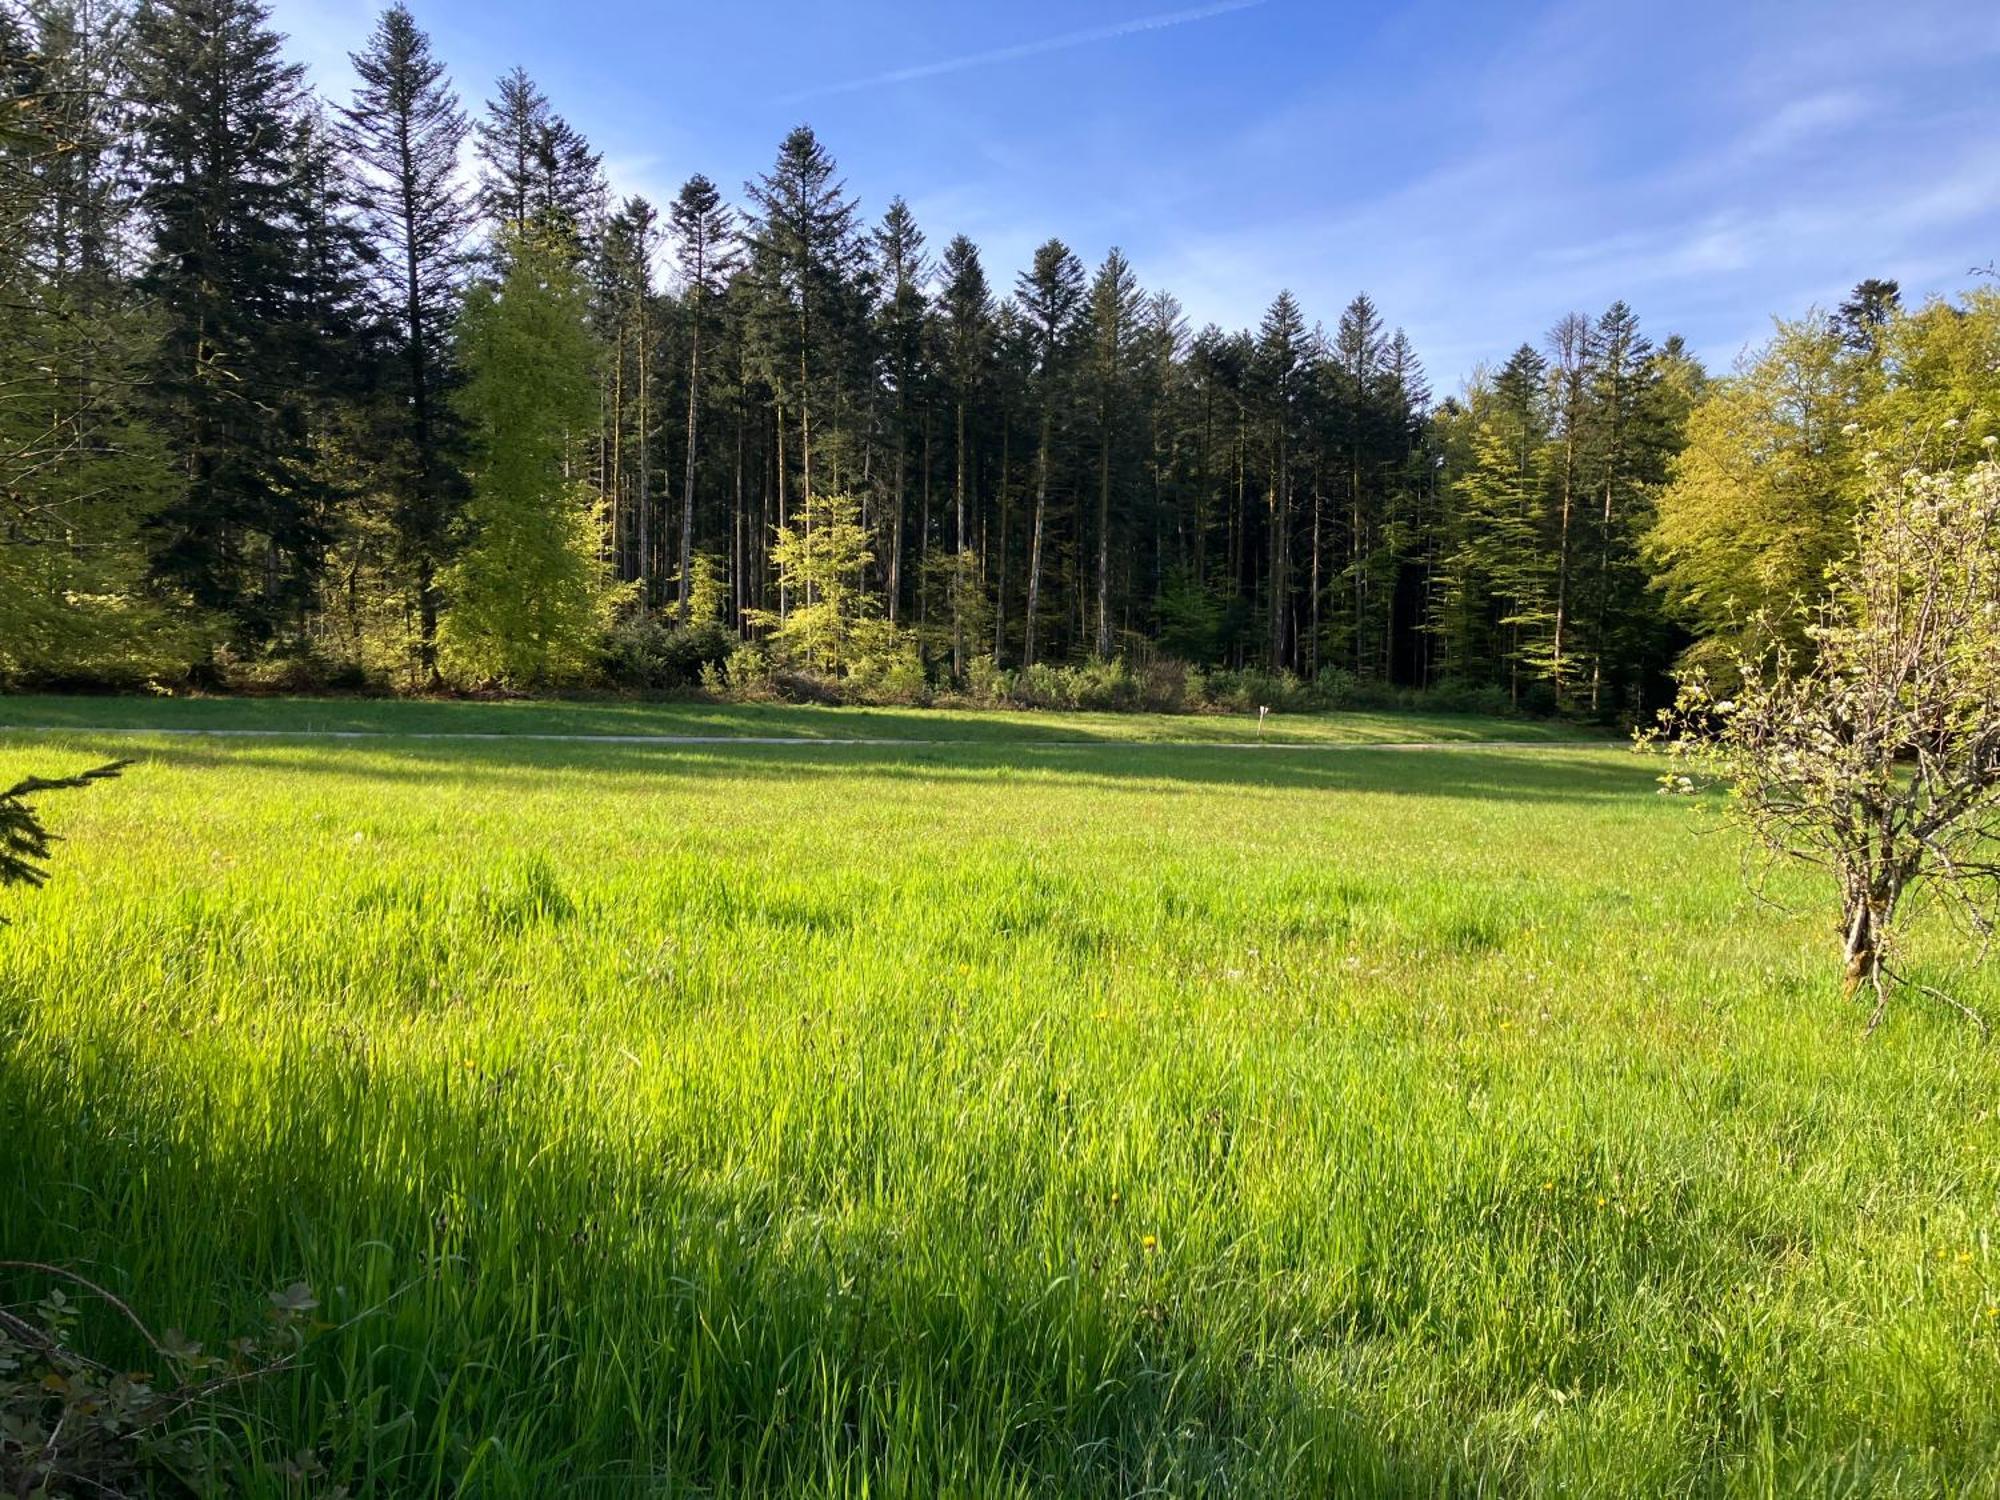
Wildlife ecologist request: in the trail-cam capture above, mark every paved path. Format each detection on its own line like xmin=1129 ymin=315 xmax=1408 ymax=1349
xmin=0 ymin=723 xmax=1608 ymax=753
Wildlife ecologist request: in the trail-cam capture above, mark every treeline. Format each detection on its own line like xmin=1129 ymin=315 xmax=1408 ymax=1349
xmin=5 ymin=0 xmax=1996 ymax=716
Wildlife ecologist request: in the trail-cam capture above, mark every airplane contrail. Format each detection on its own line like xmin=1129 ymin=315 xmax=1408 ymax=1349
xmin=780 ymin=0 xmax=1270 ymax=104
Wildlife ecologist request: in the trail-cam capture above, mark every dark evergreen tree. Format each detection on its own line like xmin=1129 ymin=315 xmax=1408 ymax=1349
xmin=1015 ymin=238 xmax=1084 ymax=666
xmin=592 ymin=195 xmax=659 ymax=595
xmin=670 ymin=172 xmax=737 ymax=622
xmin=937 ymin=233 xmax=991 ymax=674
xmin=744 ymin=126 xmax=864 ymax=543
xmin=871 ymin=197 xmax=928 ymax=623
xmin=474 ymin=66 xmax=603 ymax=249
xmin=1254 ymin=290 xmax=1307 ymax=669
xmin=340 ymin=1 xmax=472 ymax=679
xmin=1582 ymin=300 xmax=1658 ymax=711
xmin=129 ymin=0 xmax=335 ymax=642
xmin=1084 ymin=248 xmax=1141 ymax=658
xmin=1834 ymin=277 xmax=1901 ymax=354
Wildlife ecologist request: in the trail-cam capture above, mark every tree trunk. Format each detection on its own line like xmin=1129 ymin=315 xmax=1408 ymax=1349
xmin=1843 ymin=873 xmax=1902 ymax=999
xmin=678 ymin=302 xmax=702 ymax=623
xmin=1025 ymin=407 xmax=1050 ymax=668
xmin=954 ymin=395 xmax=968 ymax=676
xmin=889 ymin=410 xmax=906 ymax=625
xmin=995 ymin=416 xmax=1010 ymax=664
xmin=1096 ymin=421 xmax=1113 ymax=659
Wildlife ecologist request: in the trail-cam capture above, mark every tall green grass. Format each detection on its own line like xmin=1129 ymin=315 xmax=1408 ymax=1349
xmin=3 ymin=711 xmax=1997 ymax=1496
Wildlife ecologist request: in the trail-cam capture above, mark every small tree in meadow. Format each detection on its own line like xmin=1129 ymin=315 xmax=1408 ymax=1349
xmin=1653 ymin=446 xmax=2000 ymax=1027
xmin=747 ymin=491 xmax=896 ymax=674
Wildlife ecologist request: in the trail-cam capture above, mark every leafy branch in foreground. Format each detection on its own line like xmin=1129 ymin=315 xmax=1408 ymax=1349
xmin=0 ymin=760 xmax=131 ymax=903
xmin=1648 ymin=445 xmax=2000 ymax=1030
xmin=0 ymin=1262 xmax=326 ymax=1498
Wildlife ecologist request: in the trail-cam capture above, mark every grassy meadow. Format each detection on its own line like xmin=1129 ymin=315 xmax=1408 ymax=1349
xmin=3 ymin=698 xmax=1998 ymax=1496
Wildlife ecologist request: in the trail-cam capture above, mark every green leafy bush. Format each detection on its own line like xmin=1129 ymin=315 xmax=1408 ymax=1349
xmin=0 ymin=1265 xmax=323 ymax=1497
xmin=601 ymin=616 xmax=735 ymax=690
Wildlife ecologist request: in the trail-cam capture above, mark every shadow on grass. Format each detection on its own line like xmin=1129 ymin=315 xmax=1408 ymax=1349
xmin=105 ymin=736 xmax=1656 ymax=806
xmin=0 ymin=1053 xmax=1452 ymax=1498
xmin=0 ymin=692 xmax=1592 ymax=747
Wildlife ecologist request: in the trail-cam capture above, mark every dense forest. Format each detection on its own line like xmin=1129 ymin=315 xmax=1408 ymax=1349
xmin=4 ymin=0 xmax=1996 ymax=717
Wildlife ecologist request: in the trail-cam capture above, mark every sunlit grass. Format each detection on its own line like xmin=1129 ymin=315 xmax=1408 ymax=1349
xmin=3 ymin=704 xmax=1997 ymax=1496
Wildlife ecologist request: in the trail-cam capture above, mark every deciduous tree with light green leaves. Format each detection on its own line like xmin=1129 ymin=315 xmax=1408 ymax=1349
xmin=440 ymin=231 xmax=630 ymax=685
xmin=746 ymin=490 xmax=895 ymax=675
xmin=1651 ymin=289 xmax=2000 ymax=673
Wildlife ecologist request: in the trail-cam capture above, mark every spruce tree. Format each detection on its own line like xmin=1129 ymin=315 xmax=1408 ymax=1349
xmin=1543 ymin=312 xmax=1594 ymax=704
xmin=938 ymin=232 xmax=992 ymax=675
xmin=670 ymin=173 xmax=737 ymax=623
xmin=1440 ymin=345 xmax=1553 ymax=699
xmin=745 ymin=126 xmax=863 ymax=522
xmin=1085 ymin=248 xmax=1141 ymax=658
xmin=1582 ymin=300 xmax=1659 ymax=711
xmin=871 ymin=198 xmax=928 ymax=623
xmin=128 ymin=0 xmax=333 ymax=644
xmin=1331 ymin=293 xmax=1389 ymax=675
xmin=593 ymin=195 xmax=659 ymax=594
xmin=1015 ymin=238 xmax=1083 ymax=666
xmin=474 ymin=66 xmax=603 ymax=250
xmin=341 ymin=1 xmax=472 ymax=680
xmin=1255 ymin=290 xmax=1307 ymax=669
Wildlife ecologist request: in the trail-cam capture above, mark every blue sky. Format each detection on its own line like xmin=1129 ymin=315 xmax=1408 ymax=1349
xmin=271 ymin=0 xmax=2000 ymax=388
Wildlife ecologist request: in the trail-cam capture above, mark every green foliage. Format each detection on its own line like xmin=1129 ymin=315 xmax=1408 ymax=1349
xmin=674 ymin=552 xmax=730 ymax=625
xmin=917 ymin=547 xmax=992 ymax=676
xmin=129 ymin=0 xmax=367 ymax=644
xmin=1649 ymin=314 xmax=1858 ymax=666
xmin=746 ymin=491 xmax=899 ymax=675
xmin=0 ymin=0 xmax=189 ymax=687
xmin=600 ymin=615 xmax=734 ymax=690
xmin=0 ymin=1265 xmax=322 ymax=1497
xmin=720 ymin=641 xmax=772 ymax=696
xmin=440 ymin=232 xmax=632 ymax=686
xmin=1651 ymin=290 xmax=2000 ymax=672
xmin=1154 ymin=566 xmax=1226 ymax=662
xmin=844 ymin=639 xmax=930 ymax=705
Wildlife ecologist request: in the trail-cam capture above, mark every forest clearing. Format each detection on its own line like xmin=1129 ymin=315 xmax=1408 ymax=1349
xmin=7 ymin=0 xmax=1999 ymax=1489
xmin=5 ymin=699 xmax=1999 ymax=1496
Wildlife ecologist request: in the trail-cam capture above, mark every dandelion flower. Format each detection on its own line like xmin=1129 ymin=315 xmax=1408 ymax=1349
xmin=1141 ymin=1234 xmax=1159 ymax=1253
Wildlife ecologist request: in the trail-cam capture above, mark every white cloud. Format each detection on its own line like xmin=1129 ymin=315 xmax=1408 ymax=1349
xmin=780 ymin=0 xmax=1269 ymax=104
